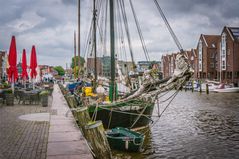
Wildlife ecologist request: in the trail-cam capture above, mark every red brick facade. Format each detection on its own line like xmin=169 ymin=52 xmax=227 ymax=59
xmin=162 ymin=26 xmax=239 ymax=85
xmin=87 ymin=57 xmax=103 ymax=76
xmin=197 ymin=34 xmax=220 ymax=80
xmin=217 ymin=27 xmax=239 ymax=84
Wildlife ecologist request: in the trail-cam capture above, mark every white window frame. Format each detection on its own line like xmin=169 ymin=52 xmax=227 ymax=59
xmin=221 ymin=33 xmax=227 ymax=71
xmin=198 ymin=40 xmax=203 ymax=72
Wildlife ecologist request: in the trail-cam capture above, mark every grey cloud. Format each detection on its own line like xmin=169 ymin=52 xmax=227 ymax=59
xmin=0 ymin=0 xmax=238 ymax=67
xmin=62 ymin=0 xmax=77 ymax=5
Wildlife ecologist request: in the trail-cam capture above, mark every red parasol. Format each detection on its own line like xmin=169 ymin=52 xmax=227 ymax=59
xmin=21 ymin=49 xmax=28 ymax=80
xmin=30 ymin=45 xmax=38 ymax=79
xmin=8 ymin=36 xmax=18 ymax=82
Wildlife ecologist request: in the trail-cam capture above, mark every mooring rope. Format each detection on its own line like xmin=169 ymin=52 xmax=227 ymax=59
xmin=107 ymin=108 xmax=113 ymax=129
xmin=130 ymin=104 xmax=148 ymax=129
xmin=91 ymin=102 xmax=99 ymax=121
xmin=141 ymin=89 xmax=180 ymax=136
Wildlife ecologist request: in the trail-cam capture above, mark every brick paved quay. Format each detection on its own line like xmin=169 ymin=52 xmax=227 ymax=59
xmin=0 ymin=99 xmax=51 ymax=159
xmin=0 ymin=84 xmax=93 ymax=159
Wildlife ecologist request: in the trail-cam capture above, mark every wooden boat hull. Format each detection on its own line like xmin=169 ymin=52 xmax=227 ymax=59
xmin=88 ymin=100 xmax=154 ymax=129
xmin=106 ymin=127 xmax=144 ymax=152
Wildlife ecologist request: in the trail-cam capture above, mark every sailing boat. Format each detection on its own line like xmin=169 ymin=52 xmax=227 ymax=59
xmin=79 ymin=0 xmax=193 ymax=130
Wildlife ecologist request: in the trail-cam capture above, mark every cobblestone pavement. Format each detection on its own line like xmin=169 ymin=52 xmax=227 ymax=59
xmin=0 ymin=98 xmax=52 ymax=159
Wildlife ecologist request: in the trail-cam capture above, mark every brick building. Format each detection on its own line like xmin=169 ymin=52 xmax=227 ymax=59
xmin=161 ymin=26 xmax=239 ymax=85
xmin=162 ymin=50 xmax=198 ymax=79
xmin=0 ymin=50 xmax=7 ymax=80
xmin=196 ymin=34 xmax=221 ymax=80
xmin=86 ymin=57 xmax=103 ymax=77
xmin=161 ymin=53 xmax=179 ymax=78
xmin=217 ymin=26 xmax=239 ymax=84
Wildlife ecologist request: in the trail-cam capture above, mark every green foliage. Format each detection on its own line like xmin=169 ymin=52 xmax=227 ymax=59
xmin=2 ymin=82 xmax=10 ymax=88
xmin=4 ymin=89 xmax=12 ymax=94
xmin=39 ymin=90 xmax=49 ymax=96
xmin=54 ymin=66 xmax=65 ymax=76
xmin=71 ymin=56 xmax=85 ymax=69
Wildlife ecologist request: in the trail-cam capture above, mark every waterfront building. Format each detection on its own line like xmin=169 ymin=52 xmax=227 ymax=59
xmin=162 ymin=50 xmax=198 ymax=78
xmin=117 ymin=60 xmax=135 ymax=75
xmin=86 ymin=57 xmax=103 ymax=77
xmin=101 ymin=56 xmax=111 ymax=77
xmin=138 ymin=61 xmax=161 ymax=72
xmin=161 ymin=54 xmax=176 ymax=78
xmin=196 ymin=34 xmax=221 ymax=80
xmin=0 ymin=50 xmax=7 ymax=81
xmin=38 ymin=65 xmax=58 ymax=81
xmin=217 ymin=26 xmax=239 ymax=85
xmin=186 ymin=49 xmax=198 ymax=79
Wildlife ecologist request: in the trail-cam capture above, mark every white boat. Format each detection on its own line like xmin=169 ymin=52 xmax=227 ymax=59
xmin=214 ymin=84 xmax=239 ymax=93
xmin=194 ymin=82 xmax=218 ymax=92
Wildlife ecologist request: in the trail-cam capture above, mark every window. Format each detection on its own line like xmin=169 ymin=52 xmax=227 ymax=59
xmin=199 ymin=64 xmax=202 ymax=70
xmin=198 ymin=40 xmax=203 ymax=72
xmin=210 ymin=63 xmax=214 ymax=68
xmin=222 ymin=33 xmax=226 ymax=47
xmin=222 ymin=50 xmax=226 ymax=58
xmin=222 ymin=61 xmax=225 ymax=70
xmin=211 ymin=52 xmax=214 ymax=58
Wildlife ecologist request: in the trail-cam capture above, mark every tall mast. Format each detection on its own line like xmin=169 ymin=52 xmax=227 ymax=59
xmin=93 ymin=0 xmax=97 ymax=83
xmin=78 ymin=0 xmax=81 ymax=77
xmin=109 ymin=0 xmax=116 ymax=101
xmin=74 ymin=31 xmax=77 ymax=79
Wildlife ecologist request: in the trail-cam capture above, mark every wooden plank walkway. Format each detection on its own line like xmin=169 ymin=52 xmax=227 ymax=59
xmin=47 ymin=84 xmax=93 ymax=159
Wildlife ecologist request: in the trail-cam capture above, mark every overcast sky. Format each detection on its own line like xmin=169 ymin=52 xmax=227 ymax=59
xmin=0 ymin=0 xmax=238 ymax=67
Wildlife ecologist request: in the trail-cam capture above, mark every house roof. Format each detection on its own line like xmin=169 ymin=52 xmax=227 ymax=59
xmin=192 ymin=49 xmax=197 ymax=58
xmin=202 ymin=34 xmax=221 ymax=48
xmin=227 ymin=27 xmax=239 ymax=41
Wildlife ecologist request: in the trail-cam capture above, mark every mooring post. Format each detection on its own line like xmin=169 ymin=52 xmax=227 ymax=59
xmin=192 ymin=80 xmax=194 ymax=92
xmin=199 ymin=80 xmax=202 ymax=93
xmin=67 ymin=95 xmax=78 ymax=108
xmin=206 ymin=83 xmax=209 ymax=94
xmin=84 ymin=121 xmax=112 ymax=159
xmin=74 ymin=107 xmax=91 ymax=136
xmin=66 ymin=95 xmax=78 ymax=119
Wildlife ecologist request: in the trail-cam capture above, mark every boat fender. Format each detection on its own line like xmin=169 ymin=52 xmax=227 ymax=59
xmin=125 ymin=140 xmax=129 ymax=150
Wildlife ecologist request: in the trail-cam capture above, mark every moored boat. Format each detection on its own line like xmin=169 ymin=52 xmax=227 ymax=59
xmin=214 ymin=84 xmax=239 ymax=93
xmin=88 ymin=99 xmax=154 ymax=129
xmin=106 ymin=127 xmax=144 ymax=152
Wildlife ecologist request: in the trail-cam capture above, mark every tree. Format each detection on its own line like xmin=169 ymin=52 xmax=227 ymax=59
xmin=54 ymin=66 xmax=65 ymax=76
xmin=71 ymin=56 xmax=85 ymax=69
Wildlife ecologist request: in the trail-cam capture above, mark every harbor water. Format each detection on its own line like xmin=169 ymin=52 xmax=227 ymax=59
xmin=114 ymin=91 xmax=239 ymax=158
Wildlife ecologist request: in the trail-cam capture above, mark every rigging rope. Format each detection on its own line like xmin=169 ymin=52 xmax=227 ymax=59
xmin=153 ymin=0 xmax=184 ymax=53
xmin=142 ymin=89 xmax=180 ymax=135
xmin=119 ymin=0 xmax=135 ymax=65
xmin=129 ymin=0 xmax=150 ymax=61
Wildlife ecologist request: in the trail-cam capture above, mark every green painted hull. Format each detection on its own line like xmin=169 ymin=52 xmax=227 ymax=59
xmin=106 ymin=127 xmax=144 ymax=152
xmin=88 ymin=99 xmax=154 ymax=129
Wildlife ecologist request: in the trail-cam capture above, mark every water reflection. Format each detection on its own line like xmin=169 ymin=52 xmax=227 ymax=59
xmin=114 ymin=91 xmax=239 ymax=158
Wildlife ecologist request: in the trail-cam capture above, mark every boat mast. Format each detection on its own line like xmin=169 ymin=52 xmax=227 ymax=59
xmin=109 ymin=0 xmax=116 ymax=102
xmin=74 ymin=31 xmax=77 ymax=79
xmin=78 ymin=0 xmax=81 ymax=78
xmin=93 ymin=0 xmax=97 ymax=84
